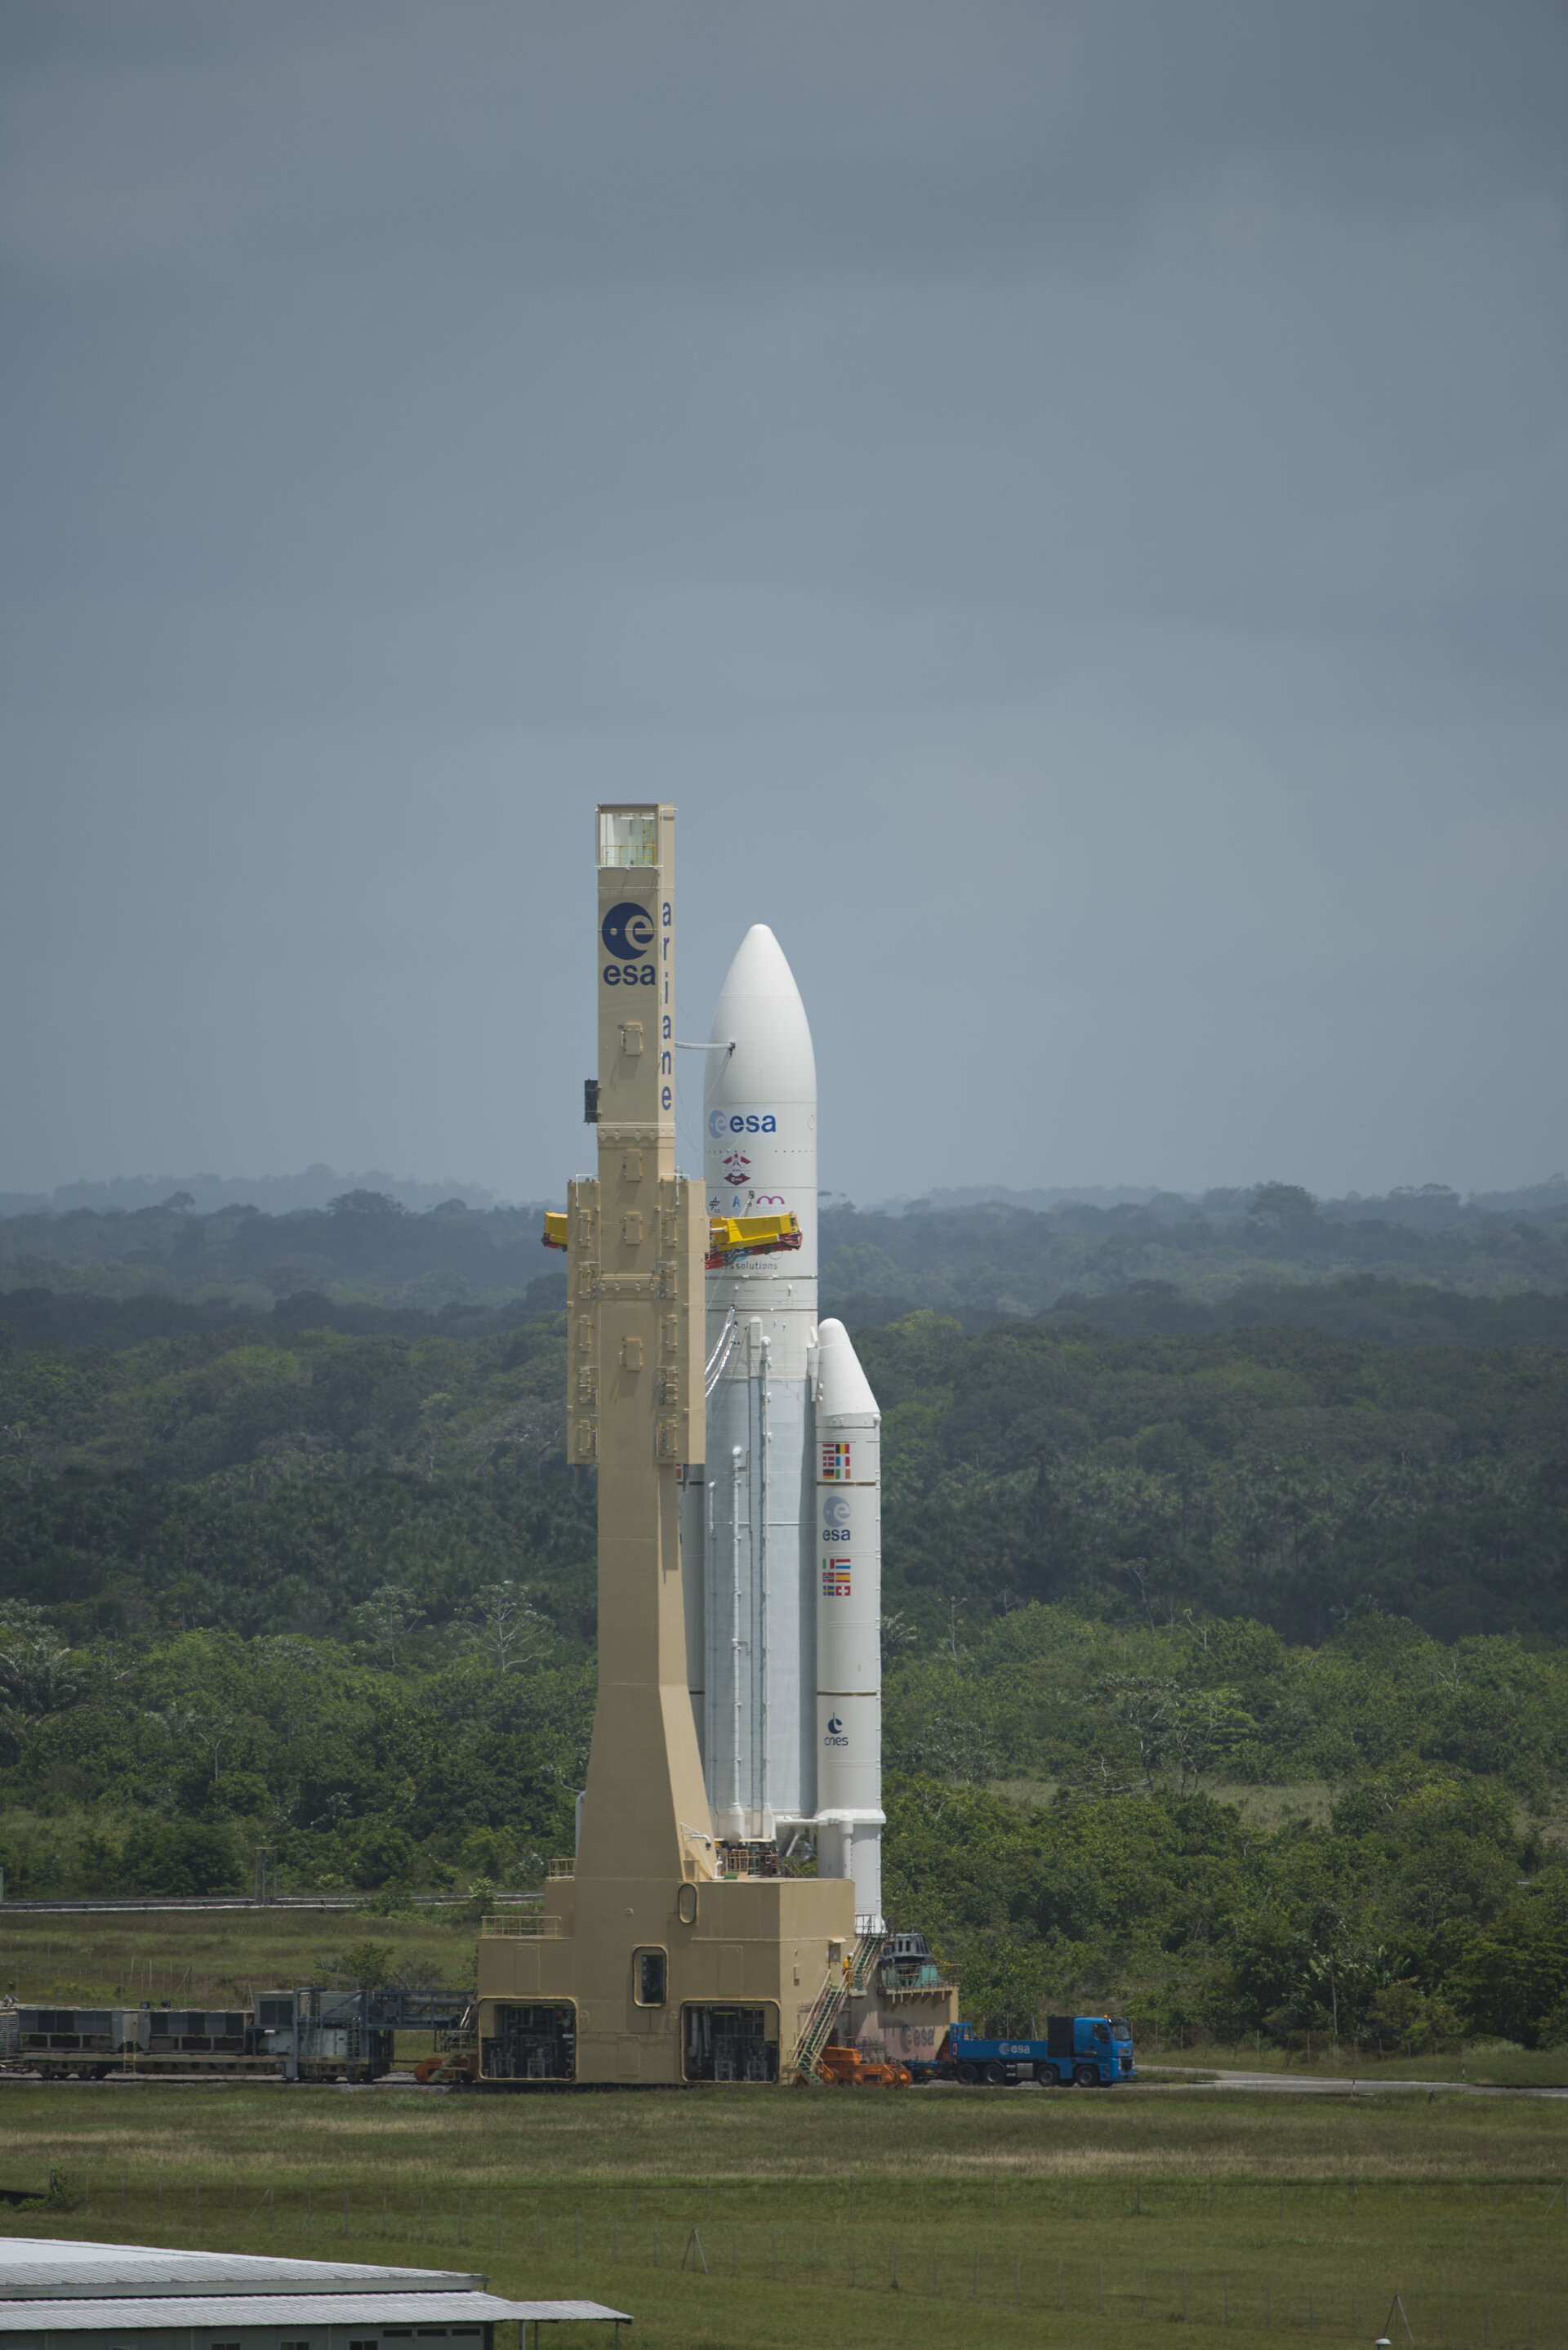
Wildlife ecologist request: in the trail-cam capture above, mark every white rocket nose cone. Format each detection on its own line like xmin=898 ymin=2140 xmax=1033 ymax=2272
xmin=704 ymin=924 xmax=818 ymax=1279
xmin=706 ymin=925 xmax=817 ymax=1106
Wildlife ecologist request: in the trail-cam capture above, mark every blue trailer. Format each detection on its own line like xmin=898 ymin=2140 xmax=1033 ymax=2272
xmin=914 ymin=2013 xmax=1134 ymax=2087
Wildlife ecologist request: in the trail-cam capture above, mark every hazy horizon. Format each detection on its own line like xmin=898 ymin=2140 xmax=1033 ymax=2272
xmin=5 ymin=1161 xmax=1562 ymax=1222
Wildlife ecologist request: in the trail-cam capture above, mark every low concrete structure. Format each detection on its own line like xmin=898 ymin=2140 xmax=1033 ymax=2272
xmin=0 ymin=2244 xmax=630 ymax=2347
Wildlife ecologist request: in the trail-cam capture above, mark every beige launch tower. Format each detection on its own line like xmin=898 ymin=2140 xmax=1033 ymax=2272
xmin=475 ymin=805 xmax=860 ymax=2085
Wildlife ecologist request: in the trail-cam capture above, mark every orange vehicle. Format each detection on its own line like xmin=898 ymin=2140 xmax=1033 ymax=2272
xmin=414 ymin=2051 xmax=479 ymax=2085
xmin=816 ymin=2042 xmax=911 ymax=2087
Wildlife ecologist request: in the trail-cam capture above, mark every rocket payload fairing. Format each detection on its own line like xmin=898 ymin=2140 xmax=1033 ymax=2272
xmin=679 ymin=925 xmax=885 ymax=1929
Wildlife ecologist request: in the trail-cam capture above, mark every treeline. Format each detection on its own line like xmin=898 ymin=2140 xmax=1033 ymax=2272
xmin=0 ymin=1278 xmax=565 ymax=1354
xmin=0 ymin=1189 xmax=557 ymax=1314
xmin=1040 ymin=1277 xmax=1568 ymax=1349
xmin=2 ymin=1179 xmax=1565 ymax=1328
xmin=7 ymin=1270 xmax=1565 ymax=1360
xmin=821 ymin=1187 xmax=1568 ymax=1325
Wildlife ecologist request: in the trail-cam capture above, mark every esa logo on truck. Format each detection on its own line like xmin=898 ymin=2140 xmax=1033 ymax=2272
xmin=601 ymin=901 xmax=656 ymax=985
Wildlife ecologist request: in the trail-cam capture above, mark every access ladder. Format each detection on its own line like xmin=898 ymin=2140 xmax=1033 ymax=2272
xmin=792 ymin=1930 xmax=884 ymax=2082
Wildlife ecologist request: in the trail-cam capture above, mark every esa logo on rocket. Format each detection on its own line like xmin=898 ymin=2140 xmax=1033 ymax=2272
xmin=708 ymin=1108 xmax=778 ymax=1135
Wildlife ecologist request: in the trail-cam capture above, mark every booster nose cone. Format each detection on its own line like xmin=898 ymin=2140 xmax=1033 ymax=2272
xmin=704 ymin=924 xmax=817 ymax=1279
xmin=815 ymin=1318 xmax=880 ymax=1422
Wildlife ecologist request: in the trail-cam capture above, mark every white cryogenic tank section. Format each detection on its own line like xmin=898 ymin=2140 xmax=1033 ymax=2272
xmin=813 ymin=1316 xmax=884 ymax=1931
xmin=688 ymin=925 xmax=818 ymax=1844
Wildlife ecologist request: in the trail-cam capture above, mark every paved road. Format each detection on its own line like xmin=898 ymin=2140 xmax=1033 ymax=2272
xmin=1149 ymin=2067 xmax=1568 ymax=2098
xmin=0 ymin=1896 xmax=537 ymax=1914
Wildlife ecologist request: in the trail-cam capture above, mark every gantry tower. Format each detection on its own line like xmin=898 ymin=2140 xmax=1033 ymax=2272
xmin=475 ymin=805 xmax=857 ymax=2086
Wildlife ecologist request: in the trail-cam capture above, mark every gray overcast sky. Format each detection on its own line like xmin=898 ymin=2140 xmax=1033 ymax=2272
xmin=2 ymin=1 xmax=1564 ymax=1205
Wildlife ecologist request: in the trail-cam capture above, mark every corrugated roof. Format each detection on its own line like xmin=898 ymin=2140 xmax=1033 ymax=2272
xmin=0 ymin=2294 xmax=630 ymax=2330
xmin=0 ymin=2250 xmax=482 ymax=2303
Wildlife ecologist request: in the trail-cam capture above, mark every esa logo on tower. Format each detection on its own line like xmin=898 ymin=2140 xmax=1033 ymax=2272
xmin=601 ymin=903 xmax=656 ymax=960
xmin=601 ymin=902 xmax=657 ymax=987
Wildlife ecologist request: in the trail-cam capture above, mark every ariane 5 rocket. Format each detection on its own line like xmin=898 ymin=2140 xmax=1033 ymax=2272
xmin=679 ymin=925 xmax=885 ymax=1930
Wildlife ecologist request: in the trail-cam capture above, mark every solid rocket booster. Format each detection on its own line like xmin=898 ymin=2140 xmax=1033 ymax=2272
xmin=813 ymin=1317 xmax=883 ymax=1928
xmin=679 ymin=924 xmax=884 ymax=1928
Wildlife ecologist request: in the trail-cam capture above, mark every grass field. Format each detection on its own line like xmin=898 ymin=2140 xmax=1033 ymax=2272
xmin=0 ymin=1907 xmax=476 ymax=2009
xmin=2 ymin=2079 xmax=1566 ymax=2350
xmin=989 ymin=1778 xmax=1339 ymax=1828
xmin=987 ymin=1780 xmax=1568 ymax=1857
xmin=4 ymin=1910 xmax=1568 ymax=2348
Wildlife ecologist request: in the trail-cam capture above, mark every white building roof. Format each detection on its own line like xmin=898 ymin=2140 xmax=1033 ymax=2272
xmin=0 ymin=2292 xmax=632 ymax=2330
xmin=0 ymin=2250 xmax=482 ymax=2303
xmin=0 ymin=2250 xmax=630 ymax=2330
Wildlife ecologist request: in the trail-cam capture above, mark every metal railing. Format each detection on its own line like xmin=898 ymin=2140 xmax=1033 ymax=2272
xmin=715 ymin=1848 xmax=784 ymax=1878
xmin=792 ymin=1930 xmax=886 ymax=2082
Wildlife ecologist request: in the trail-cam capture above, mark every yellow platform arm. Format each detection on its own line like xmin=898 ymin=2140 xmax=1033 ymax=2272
xmin=705 ymin=1211 xmax=803 ymax=1267
xmin=541 ymin=1211 xmax=569 ymax=1251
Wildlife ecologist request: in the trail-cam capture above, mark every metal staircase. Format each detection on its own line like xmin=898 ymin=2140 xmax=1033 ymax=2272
xmin=791 ymin=1929 xmax=885 ymax=2082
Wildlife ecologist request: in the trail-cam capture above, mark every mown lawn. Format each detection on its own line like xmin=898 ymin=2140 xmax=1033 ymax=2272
xmin=2 ymin=2080 xmax=1566 ymax=2350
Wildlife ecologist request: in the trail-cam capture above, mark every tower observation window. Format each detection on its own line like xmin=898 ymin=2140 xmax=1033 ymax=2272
xmin=599 ymin=811 xmax=658 ymax=867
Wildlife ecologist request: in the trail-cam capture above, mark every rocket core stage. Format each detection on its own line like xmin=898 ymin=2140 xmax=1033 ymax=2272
xmin=680 ymin=925 xmax=885 ymax=1931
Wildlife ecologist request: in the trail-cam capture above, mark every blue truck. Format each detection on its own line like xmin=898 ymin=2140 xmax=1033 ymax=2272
xmin=913 ymin=2013 xmax=1135 ymax=2087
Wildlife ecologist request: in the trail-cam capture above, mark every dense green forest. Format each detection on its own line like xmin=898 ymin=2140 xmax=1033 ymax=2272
xmin=2 ymin=1229 xmax=1567 ymax=2053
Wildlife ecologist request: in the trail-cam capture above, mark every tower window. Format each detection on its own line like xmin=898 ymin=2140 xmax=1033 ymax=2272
xmin=636 ymin=1949 xmax=667 ymax=2006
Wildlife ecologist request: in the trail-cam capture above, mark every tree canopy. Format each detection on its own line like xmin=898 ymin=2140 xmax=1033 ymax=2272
xmin=1 ymin=1278 xmax=1566 ymax=2054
